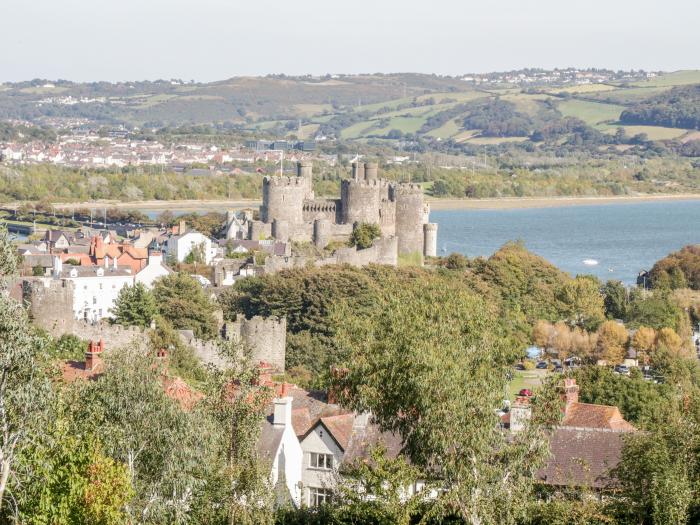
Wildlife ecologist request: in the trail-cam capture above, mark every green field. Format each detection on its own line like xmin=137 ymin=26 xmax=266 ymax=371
xmin=426 ymin=119 xmax=461 ymax=139
xmin=556 ymin=99 xmax=625 ymax=127
xmin=629 ymin=70 xmax=700 ymax=88
xmin=601 ymin=124 xmax=690 ymax=140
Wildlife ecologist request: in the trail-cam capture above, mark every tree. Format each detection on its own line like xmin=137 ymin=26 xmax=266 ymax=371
xmin=201 ymin=340 xmax=274 ymax=525
xmin=69 ymin=346 xmax=219 ymax=522
xmin=595 ymin=320 xmax=629 ymax=364
xmin=110 ymin=282 xmax=158 ymax=328
xmin=0 ymin=225 xmax=19 ymax=283
xmin=557 ymin=275 xmax=605 ymax=331
xmin=153 ymin=272 xmax=217 ymax=339
xmin=632 ymin=326 xmax=657 ymax=365
xmin=349 ymin=223 xmax=381 ymax=250
xmin=613 ymin=393 xmax=700 ymax=524
xmin=332 ymin=278 xmax=553 ymax=525
xmin=602 ymin=280 xmax=627 ymax=320
xmin=656 ymin=327 xmax=683 ymax=356
xmin=0 ymin=295 xmax=52 ymax=515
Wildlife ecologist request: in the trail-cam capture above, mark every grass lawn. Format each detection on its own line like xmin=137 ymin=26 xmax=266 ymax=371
xmin=507 ymin=369 xmax=548 ymax=401
xmin=600 ymin=124 xmax=689 ymax=140
xmin=556 ymin=99 xmax=625 ymax=127
xmin=426 ymin=119 xmax=461 ymax=139
xmin=548 ymin=83 xmax=618 ymax=94
xmin=371 ymin=116 xmax=427 ymax=136
xmin=629 ymin=70 xmax=700 ymax=88
xmin=466 ymin=135 xmax=529 ymax=145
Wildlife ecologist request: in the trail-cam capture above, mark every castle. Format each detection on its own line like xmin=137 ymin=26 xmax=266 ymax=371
xmin=243 ymin=160 xmax=438 ymax=261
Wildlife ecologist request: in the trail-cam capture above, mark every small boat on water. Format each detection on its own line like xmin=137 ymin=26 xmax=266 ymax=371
xmin=582 ymin=259 xmax=599 ymax=266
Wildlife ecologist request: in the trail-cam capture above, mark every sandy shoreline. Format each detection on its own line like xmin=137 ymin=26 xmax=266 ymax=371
xmin=427 ymin=194 xmax=700 ymax=210
xmin=20 ymin=193 xmax=700 ymax=212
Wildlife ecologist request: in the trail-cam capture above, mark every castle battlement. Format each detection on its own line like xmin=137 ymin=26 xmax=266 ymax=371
xmin=303 ymin=199 xmax=337 ymax=213
xmin=396 ymin=182 xmax=424 ymax=194
xmin=340 ymin=178 xmax=392 ymax=189
xmin=264 ymin=176 xmax=310 ymax=187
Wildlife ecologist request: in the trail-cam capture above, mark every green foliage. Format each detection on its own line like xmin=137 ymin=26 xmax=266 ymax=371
xmin=602 ymin=279 xmax=628 ymax=319
xmin=0 ymin=294 xmax=53 ymax=515
xmin=149 ymin=318 xmax=207 ymax=383
xmin=572 ymin=366 xmax=672 ymax=426
xmin=348 ymin=222 xmax=381 ymax=250
xmin=612 ymin=391 xmax=700 ymax=524
xmin=335 ymin=446 xmax=423 ymax=525
xmin=332 ymin=276 xmax=551 ymax=524
xmin=443 ymin=252 xmax=468 ymax=270
xmin=200 ymin=341 xmax=275 ymax=525
xmin=68 ymin=346 xmax=220 ymax=522
xmin=555 ymin=275 xmax=605 ymax=331
xmin=620 ymin=85 xmax=700 ymax=129
xmin=32 ymin=265 xmax=45 ymax=276
xmin=110 ymin=282 xmax=159 ymax=328
xmin=45 ymin=333 xmax=87 ymax=361
xmin=0 ymin=224 xmax=20 ymax=280
xmin=625 ymin=289 xmax=684 ymax=331
xmin=153 ymin=272 xmax=217 ymax=339
xmin=184 ymin=241 xmax=207 ymax=264
xmin=17 ymin=420 xmax=132 ymax=525
xmin=650 ymin=245 xmax=700 ymax=290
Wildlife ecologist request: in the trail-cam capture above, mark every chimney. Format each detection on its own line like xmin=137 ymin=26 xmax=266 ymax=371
xmin=179 ymin=220 xmax=187 ymax=235
xmin=85 ymin=339 xmax=104 ymax=372
xmin=273 ymin=385 xmax=293 ymax=427
xmin=52 ymin=256 xmax=63 ymax=277
xmin=509 ymin=396 xmax=532 ymax=433
xmin=563 ymin=378 xmax=579 ymax=407
xmin=156 ymin=348 xmax=168 ymax=360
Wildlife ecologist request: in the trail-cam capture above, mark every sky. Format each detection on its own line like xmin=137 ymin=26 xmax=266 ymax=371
xmin=2 ymin=0 xmax=698 ymax=82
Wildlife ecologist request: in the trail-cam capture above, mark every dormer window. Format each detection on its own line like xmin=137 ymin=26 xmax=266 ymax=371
xmin=69 ymin=269 xmax=78 ymax=278
xmin=96 ymin=268 xmax=104 ymax=277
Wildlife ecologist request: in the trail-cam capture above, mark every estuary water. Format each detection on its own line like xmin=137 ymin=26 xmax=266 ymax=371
xmin=433 ymin=200 xmax=700 ymax=285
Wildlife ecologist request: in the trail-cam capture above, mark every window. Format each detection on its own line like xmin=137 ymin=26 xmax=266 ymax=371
xmin=92 ymin=296 xmax=97 ymax=305
xmin=309 ymin=452 xmax=333 ymax=470
xmin=308 ymin=487 xmax=332 ymax=507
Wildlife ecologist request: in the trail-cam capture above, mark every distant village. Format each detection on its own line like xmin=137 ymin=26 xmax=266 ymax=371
xmin=459 ymin=67 xmax=660 ymax=85
xmin=0 ymin=128 xmax=331 ymax=171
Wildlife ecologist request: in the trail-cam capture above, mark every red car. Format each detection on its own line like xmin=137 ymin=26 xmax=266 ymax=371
xmin=518 ymin=388 xmax=533 ymax=397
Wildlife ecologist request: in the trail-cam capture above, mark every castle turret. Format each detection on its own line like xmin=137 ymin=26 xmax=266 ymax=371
xmin=351 ymin=161 xmax=365 ymax=181
xmin=313 ymin=218 xmax=331 ymax=248
xmin=272 ymin=219 xmax=289 ymax=242
xmin=340 ymin=179 xmax=389 ymax=226
xmin=297 ymin=160 xmax=313 ymax=181
xmin=423 ymin=223 xmax=438 ymax=257
xmin=261 ymin=176 xmax=310 ymax=225
xmin=364 ymin=162 xmax=378 ymax=181
xmin=395 ymin=184 xmax=425 ymax=259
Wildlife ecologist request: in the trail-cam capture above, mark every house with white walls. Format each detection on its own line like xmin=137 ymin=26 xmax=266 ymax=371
xmin=50 ymin=256 xmax=133 ymax=322
xmin=165 ymin=231 xmax=216 ymax=264
xmin=134 ymin=249 xmax=172 ymax=288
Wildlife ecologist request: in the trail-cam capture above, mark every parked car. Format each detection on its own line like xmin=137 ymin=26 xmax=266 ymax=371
xmin=536 ymin=361 xmax=548 ymax=369
xmin=518 ymin=388 xmax=533 ymax=397
xmin=553 ymin=364 xmax=564 ymax=373
xmin=614 ymin=364 xmax=630 ymax=375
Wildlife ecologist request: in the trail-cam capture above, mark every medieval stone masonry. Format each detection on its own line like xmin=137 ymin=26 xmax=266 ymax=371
xmin=246 ymin=160 xmax=438 ymax=263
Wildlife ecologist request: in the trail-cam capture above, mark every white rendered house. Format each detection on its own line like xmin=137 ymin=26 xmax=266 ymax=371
xmin=134 ymin=250 xmax=172 ymax=289
xmin=166 ymin=231 xmax=215 ymax=264
xmin=50 ymin=257 xmax=133 ymax=322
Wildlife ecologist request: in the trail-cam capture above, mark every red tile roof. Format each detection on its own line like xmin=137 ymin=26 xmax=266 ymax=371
xmin=563 ymin=402 xmax=636 ymax=431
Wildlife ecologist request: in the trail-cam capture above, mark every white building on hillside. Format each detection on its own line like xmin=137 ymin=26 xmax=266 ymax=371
xmin=51 ymin=257 xmax=133 ymax=322
xmin=166 ymin=231 xmax=216 ymax=264
xmin=135 ymin=250 xmax=172 ymax=289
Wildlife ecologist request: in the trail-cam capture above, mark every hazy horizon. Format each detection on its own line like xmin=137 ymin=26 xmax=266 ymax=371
xmin=2 ymin=0 xmax=698 ymax=83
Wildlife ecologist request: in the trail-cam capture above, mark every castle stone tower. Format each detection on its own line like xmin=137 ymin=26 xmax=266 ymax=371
xmin=313 ymin=218 xmax=331 ymax=248
xmin=340 ymin=179 xmax=387 ymax=225
xmin=351 ymin=161 xmax=365 ymax=181
xmin=423 ymin=223 xmax=438 ymax=257
xmin=395 ymin=184 xmax=425 ymax=257
xmin=364 ymin=162 xmax=378 ymax=181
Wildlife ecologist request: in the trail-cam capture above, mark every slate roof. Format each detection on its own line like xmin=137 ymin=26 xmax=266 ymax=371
xmin=537 ymin=428 xmax=627 ymax=488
